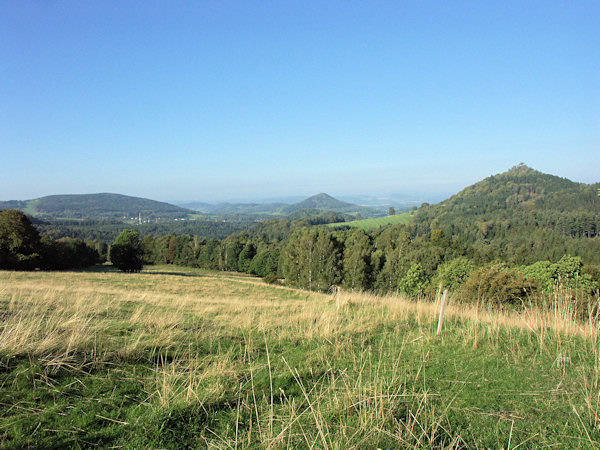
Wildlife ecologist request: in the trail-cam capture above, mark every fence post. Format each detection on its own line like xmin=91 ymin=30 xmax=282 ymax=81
xmin=437 ymin=289 xmax=448 ymax=335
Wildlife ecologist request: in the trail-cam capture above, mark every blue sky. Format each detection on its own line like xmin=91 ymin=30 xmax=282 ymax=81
xmin=1 ymin=1 xmax=598 ymax=202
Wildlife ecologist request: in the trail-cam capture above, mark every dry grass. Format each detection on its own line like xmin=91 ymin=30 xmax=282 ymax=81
xmin=342 ymin=289 xmax=599 ymax=340
xmin=2 ymin=268 xmax=596 ymax=352
xmin=0 ymin=266 xmax=598 ymax=448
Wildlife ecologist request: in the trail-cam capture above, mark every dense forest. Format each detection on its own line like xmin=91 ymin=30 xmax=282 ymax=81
xmin=1 ymin=165 xmax=599 ymax=310
xmin=413 ymin=164 xmax=600 ymax=264
xmin=133 ymin=219 xmax=598 ymax=303
xmin=33 ymin=217 xmax=254 ymax=242
xmin=125 ymin=166 xmax=600 ymax=308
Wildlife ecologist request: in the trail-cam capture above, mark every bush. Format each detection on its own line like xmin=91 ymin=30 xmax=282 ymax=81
xmin=435 ymin=257 xmax=474 ymax=292
xmin=263 ymin=273 xmax=280 ymax=285
xmin=583 ymin=264 xmax=600 ymax=289
xmin=556 ymin=255 xmax=597 ymax=294
xmin=520 ymin=256 xmax=598 ymax=296
xmin=520 ymin=260 xmax=557 ymax=290
xmin=460 ymin=263 xmax=535 ymax=307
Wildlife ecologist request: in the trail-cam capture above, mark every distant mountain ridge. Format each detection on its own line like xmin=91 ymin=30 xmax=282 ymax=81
xmin=6 ymin=165 xmax=592 ymax=227
xmin=180 ymin=193 xmax=382 ymax=218
xmin=0 ymin=192 xmax=382 ymax=220
xmin=0 ymin=193 xmax=193 ymax=220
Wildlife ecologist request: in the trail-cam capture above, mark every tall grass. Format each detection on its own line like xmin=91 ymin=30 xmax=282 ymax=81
xmin=0 ymin=266 xmax=598 ymax=447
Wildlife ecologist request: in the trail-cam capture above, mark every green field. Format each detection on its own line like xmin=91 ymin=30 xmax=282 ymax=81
xmin=328 ymin=211 xmax=414 ymax=230
xmin=0 ymin=265 xmax=598 ymax=448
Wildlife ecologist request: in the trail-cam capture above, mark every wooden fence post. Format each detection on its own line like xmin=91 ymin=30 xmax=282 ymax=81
xmin=437 ymin=289 xmax=448 ymax=335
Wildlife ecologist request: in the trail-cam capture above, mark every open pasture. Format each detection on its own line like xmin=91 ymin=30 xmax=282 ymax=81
xmin=328 ymin=212 xmax=414 ymax=230
xmin=0 ymin=265 xmax=598 ymax=448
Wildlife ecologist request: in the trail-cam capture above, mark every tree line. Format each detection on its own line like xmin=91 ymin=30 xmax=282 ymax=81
xmin=3 ymin=206 xmax=599 ymax=313
xmin=0 ymin=210 xmax=100 ymax=270
xmin=119 ymin=218 xmax=599 ymax=307
xmin=33 ymin=217 xmax=253 ymax=243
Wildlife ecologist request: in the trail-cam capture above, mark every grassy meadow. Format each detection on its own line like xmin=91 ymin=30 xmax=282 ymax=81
xmin=0 ymin=265 xmax=598 ymax=448
xmin=328 ymin=212 xmax=414 ymax=230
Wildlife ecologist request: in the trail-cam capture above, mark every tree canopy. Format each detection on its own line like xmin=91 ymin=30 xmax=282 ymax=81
xmin=0 ymin=209 xmax=42 ymax=269
xmin=110 ymin=230 xmax=143 ymax=272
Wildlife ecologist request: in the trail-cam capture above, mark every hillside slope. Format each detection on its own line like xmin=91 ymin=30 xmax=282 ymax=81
xmin=413 ymin=164 xmax=600 ymax=263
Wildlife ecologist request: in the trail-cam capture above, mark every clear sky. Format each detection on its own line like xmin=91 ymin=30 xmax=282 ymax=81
xmin=1 ymin=1 xmax=598 ymax=202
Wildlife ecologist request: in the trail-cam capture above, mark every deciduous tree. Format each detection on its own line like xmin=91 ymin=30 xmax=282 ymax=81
xmin=110 ymin=229 xmax=143 ymax=272
xmin=0 ymin=209 xmax=41 ymax=269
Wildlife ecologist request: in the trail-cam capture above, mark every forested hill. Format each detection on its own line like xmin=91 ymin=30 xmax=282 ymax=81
xmin=0 ymin=193 xmax=193 ymax=220
xmin=413 ymin=164 xmax=600 ymax=263
xmin=281 ymin=193 xmax=380 ymax=217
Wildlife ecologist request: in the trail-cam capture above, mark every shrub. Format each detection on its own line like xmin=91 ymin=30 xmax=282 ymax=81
xmin=556 ymin=255 xmax=597 ymax=294
xmin=460 ymin=263 xmax=535 ymax=307
xmin=519 ymin=260 xmax=557 ymax=290
xmin=263 ymin=273 xmax=280 ymax=285
xmin=398 ymin=262 xmax=428 ymax=297
xmin=520 ymin=256 xmax=598 ymax=296
xmin=435 ymin=257 xmax=474 ymax=292
xmin=583 ymin=264 xmax=600 ymax=288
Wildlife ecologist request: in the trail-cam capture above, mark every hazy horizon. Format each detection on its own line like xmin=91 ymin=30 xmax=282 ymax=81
xmin=1 ymin=161 xmax=599 ymax=204
xmin=0 ymin=185 xmax=455 ymax=205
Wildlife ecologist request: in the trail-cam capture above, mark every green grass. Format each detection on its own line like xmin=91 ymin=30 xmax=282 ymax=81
xmin=328 ymin=211 xmax=414 ymax=230
xmin=0 ymin=265 xmax=598 ymax=448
